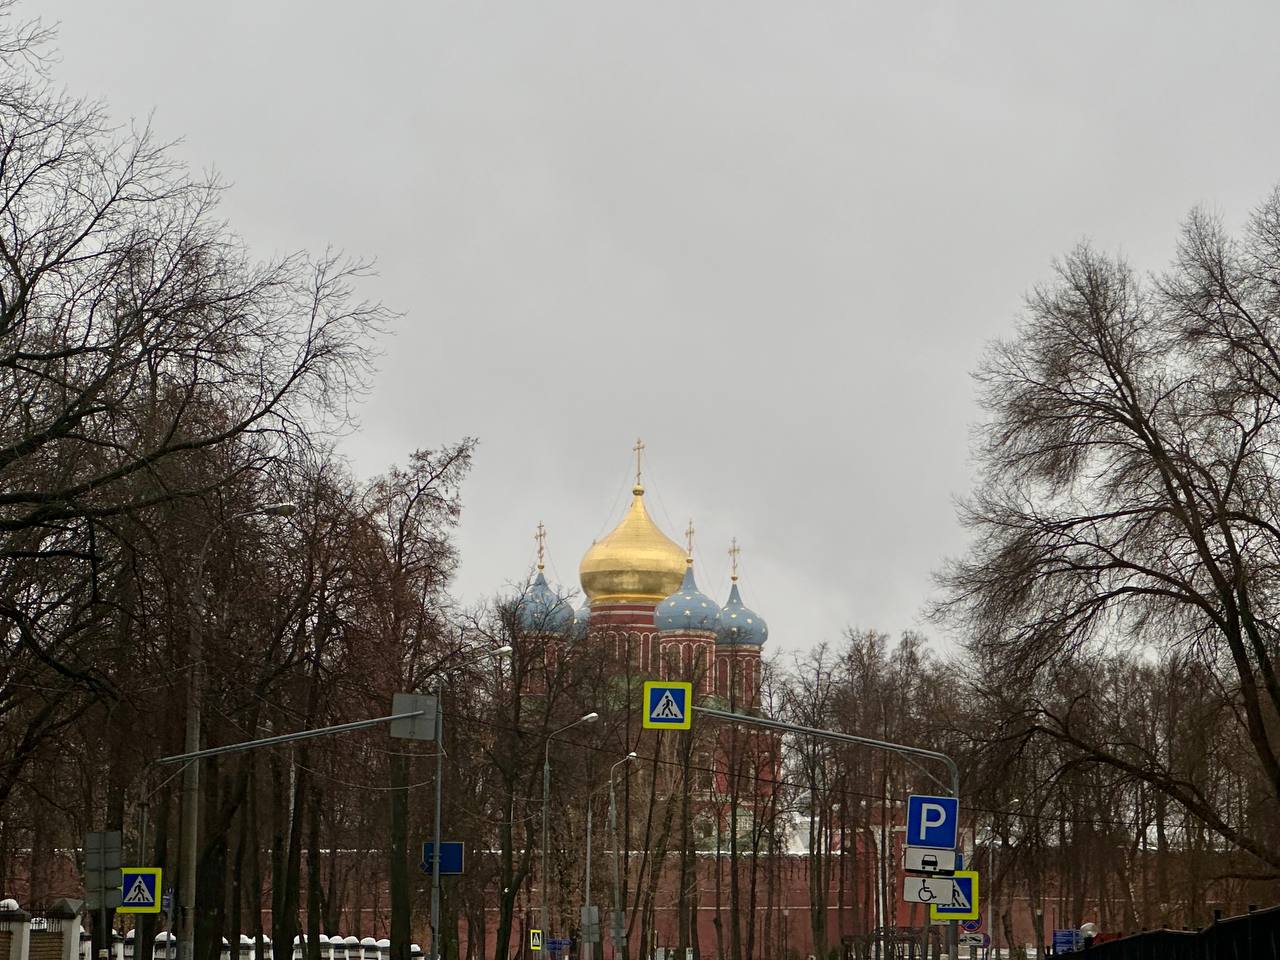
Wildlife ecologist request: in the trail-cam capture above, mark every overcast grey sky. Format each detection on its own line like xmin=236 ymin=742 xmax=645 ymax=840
xmin=34 ymin=0 xmax=1280 ymax=655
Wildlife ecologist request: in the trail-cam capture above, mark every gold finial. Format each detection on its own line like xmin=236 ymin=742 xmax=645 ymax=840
xmin=535 ymin=521 xmax=547 ymax=571
xmin=729 ymin=538 xmax=741 ymax=582
xmin=684 ymin=519 xmax=696 ymax=564
xmin=632 ymin=437 xmax=645 ymax=490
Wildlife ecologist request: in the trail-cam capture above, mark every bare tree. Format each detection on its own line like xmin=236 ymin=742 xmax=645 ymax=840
xmin=938 ymin=189 xmax=1280 ymax=870
xmin=0 ymin=6 xmax=385 ymax=831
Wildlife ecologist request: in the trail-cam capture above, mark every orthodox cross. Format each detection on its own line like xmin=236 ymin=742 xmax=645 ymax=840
xmin=633 ymin=437 xmax=645 ymax=487
xmin=729 ymin=538 xmax=741 ymax=581
xmin=535 ymin=521 xmax=546 ymax=570
xmin=685 ymin=519 xmax=696 ymax=560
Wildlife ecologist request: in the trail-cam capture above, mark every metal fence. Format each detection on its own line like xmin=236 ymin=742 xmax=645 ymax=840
xmin=1056 ymin=904 xmax=1280 ymax=960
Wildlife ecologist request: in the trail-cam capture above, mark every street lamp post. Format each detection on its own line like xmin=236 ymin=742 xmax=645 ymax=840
xmin=541 ymin=712 xmax=599 ymax=938
xmin=179 ymin=502 xmax=296 ymax=960
xmin=428 ymin=645 xmax=512 ymax=960
xmin=584 ymin=801 xmax=593 ymax=960
xmin=586 ymin=757 xmax=634 ymax=960
xmin=607 ymin=753 xmax=636 ymax=960
xmin=585 ymin=753 xmax=635 ymax=960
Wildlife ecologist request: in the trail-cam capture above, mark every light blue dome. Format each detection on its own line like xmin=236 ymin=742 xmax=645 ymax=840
xmin=717 ymin=581 xmax=767 ymax=646
xmin=572 ymin=598 xmax=591 ymax=640
xmin=516 ymin=570 xmax=574 ymax=635
xmin=655 ymin=564 xmax=721 ymax=633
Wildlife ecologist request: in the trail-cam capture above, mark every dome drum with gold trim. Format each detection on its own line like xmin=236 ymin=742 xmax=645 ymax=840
xmin=579 ymin=486 xmax=687 ymax=605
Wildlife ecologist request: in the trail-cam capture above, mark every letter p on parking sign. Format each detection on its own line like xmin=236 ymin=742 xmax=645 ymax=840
xmin=906 ymin=795 xmax=959 ymax=849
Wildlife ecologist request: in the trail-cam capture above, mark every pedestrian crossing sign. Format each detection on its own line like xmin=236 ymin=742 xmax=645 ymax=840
xmin=929 ymin=869 xmax=979 ymax=921
xmin=642 ymin=681 xmax=692 ymax=730
xmin=117 ymin=867 xmax=162 ymax=913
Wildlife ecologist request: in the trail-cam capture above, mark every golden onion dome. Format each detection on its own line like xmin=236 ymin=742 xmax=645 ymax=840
xmin=580 ymin=485 xmax=688 ymax=604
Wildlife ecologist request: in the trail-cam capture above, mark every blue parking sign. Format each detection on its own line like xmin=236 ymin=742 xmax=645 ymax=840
xmin=906 ymin=795 xmax=959 ymax=849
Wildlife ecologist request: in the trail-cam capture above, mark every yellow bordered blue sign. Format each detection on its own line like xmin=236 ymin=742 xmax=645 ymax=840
xmin=642 ymin=681 xmax=692 ymax=730
xmin=930 ymin=870 xmax=979 ymax=921
xmin=118 ymin=867 xmax=162 ymax=913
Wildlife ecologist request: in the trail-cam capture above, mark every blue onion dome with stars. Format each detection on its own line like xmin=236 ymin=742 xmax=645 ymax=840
xmin=716 ymin=540 xmax=767 ymax=645
xmin=717 ymin=581 xmax=767 ymax=645
xmin=516 ymin=569 xmax=574 ymax=635
xmin=655 ymin=562 xmax=721 ymax=633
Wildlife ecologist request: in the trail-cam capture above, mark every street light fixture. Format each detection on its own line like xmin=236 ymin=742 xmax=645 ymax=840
xmin=428 ymin=646 xmax=512 ymax=960
xmin=582 ymin=751 xmax=637 ymax=960
xmin=541 ymin=713 xmax=599 ymax=936
xmin=608 ymin=752 xmax=638 ymax=959
xmin=179 ymin=501 xmax=296 ymax=960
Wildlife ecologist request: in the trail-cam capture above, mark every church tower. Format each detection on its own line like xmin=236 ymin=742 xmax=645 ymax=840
xmin=577 ymin=440 xmax=686 ymax=672
xmin=513 ymin=523 xmax=575 ymax=693
xmin=714 ymin=538 xmax=768 ymax=708
xmin=652 ymin=521 xmax=719 ymax=693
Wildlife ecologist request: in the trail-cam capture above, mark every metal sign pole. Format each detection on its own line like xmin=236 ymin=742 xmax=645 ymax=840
xmin=429 ymin=679 xmax=444 ymax=960
xmin=156 ymin=710 xmax=429 ymax=765
xmin=692 ymin=706 xmax=959 ymax=798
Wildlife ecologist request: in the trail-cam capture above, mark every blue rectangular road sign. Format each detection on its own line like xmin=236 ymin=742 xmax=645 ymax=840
xmin=1053 ymin=930 xmax=1082 ymax=953
xmin=906 ymin=794 xmax=959 ymax=849
xmin=420 ymin=841 xmax=465 ymax=875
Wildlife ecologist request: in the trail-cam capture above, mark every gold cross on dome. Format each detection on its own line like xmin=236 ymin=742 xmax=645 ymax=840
xmin=729 ymin=538 xmax=741 ymax=581
xmin=632 ymin=437 xmax=645 ymax=487
xmin=535 ymin=521 xmax=546 ymax=570
xmin=685 ymin=519 xmax=696 ymax=559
